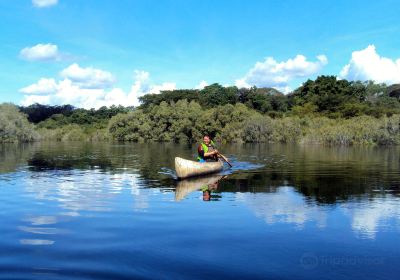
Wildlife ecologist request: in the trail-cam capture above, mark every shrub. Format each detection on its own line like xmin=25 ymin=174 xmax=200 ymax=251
xmin=0 ymin=103 xmax=38 ymax=143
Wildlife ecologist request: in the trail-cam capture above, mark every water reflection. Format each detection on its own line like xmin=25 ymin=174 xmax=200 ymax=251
xmin=5 ymin=143 xmax=400 ymax=228
xmin=175 ymin=175 xmax=224 ymax=201
xmin=0 ymin=142 xmax=399 ymax=278
xmin=23 ymin=170 xmax=152 ymax=213
xmin=18 ymin=216 xmax=58 ymax=246
xmin=20 ymin=239 xmax=55 ymax=246
xmin=341 ymin=197 xmax=400 ymax=239
xmin=236 ymin=187 xmax=328 ymax=229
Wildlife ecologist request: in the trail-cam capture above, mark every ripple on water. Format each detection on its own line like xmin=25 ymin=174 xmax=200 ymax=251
xmin=0 ymin=143 xmax=399 ymax=279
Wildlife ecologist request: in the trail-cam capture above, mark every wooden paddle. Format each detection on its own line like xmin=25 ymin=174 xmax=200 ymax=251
xmin=217 ymin=152 xmax=232 ymax=168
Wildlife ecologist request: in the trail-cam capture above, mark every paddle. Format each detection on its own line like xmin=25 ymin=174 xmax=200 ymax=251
xmin=217 ymin=152 xmax=232 ymax=168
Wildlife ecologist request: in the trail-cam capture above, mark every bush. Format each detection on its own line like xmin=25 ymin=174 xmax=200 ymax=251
xmin=0 ymin=103 xmax=38 ymax=143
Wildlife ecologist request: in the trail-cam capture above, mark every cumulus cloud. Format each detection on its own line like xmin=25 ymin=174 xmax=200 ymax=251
xmin=32 ymin=0 xmax=58 ymax=8
xmin=19 ymin=78 xmax=58 ymax=95
xmin=235 ymin=54 xmax=328 ymax=93
xmin=60 ymin=63 xmax=115 ymax=89
xmin=19 ymin=43 xmax=60 ymax=62
xmin=128 ymin=70 xmax=176 ymax=105
xmin=195 ymin=80 xmax=208 ymax=89
xmin=20 ymin=69 xmax=176 ymax=109
xmin=340 ymin=45 xmax=400 ymax=84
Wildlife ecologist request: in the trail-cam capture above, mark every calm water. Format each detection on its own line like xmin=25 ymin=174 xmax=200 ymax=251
xmin=0 ymin=142 xmax=399 ymax=279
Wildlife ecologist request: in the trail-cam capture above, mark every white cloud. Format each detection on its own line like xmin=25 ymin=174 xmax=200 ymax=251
xmin=20 ymin=69 xmax=176 ymax=109
xmin=32 ymin=0 xmax=58 ymax=8
xmin=21 ymin=94 xmax=51 ymax=105
xmin=195 ymin=80 xmax=208 ymax=89
xmin=127 ymin=70 xmax=176 ymax=105
xmin=339 ymin=45 xmax=400 ymax=84
xmin=19 ymin=43 xmax=60 ymax=62
xmin=19 ymin=78 xmax=58 ymax=95
xmin=60 ymin=63 xmax=115 ymax=89
xmin=235 ymin=54 xmax=328 ymax=93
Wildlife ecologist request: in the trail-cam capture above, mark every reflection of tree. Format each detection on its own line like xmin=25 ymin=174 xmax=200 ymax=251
xmin=0 ymin=143 xmax=36 ymax=174
xmin=1 ymin=141 xmax=399 ymax=244
xmin=1 ymin=142 xmax=400 ymax=205
xmin=24 ymin=142 xmax=185 ymax=184
xmin=27 ymin=151 xmax=113 ymax=171
xmin=279 ymin=145 xmax=400 ymax=203
xmin=221 ymin=144 xmax=400 ymax=204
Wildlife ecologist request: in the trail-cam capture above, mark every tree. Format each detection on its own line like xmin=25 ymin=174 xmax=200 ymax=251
xmin=199 ymin=83 xmax=238 ymax=107
xmin=0 ymin=103 xmax=38 ymax=142
xmin=19 ymin=103 xmax=75 ymax=123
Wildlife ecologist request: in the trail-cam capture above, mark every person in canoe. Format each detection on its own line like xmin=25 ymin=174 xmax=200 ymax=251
xmin=197 ymin=135 xmax=219 ymax=162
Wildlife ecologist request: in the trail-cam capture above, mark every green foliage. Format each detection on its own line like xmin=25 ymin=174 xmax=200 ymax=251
xmin=199 ymin=84 xmax=238 ymax=107
xmin=291 ymin=76 xmax=400 ymax=118
xmin=109 ymin=100 xmax=204 ymax=142
xmin=300 ymin=115 xmax=400 ymax=145
xmin=139 ymin=89 xmax=199 ymax=108
xmin=108 ymin=100 xmax=400 ymax=146
xmin=109 ymin=101 xmax=258 ymax=143
xmin=238 ymin=87 xmax=289 ymax=113
xmin=387 ymin=84 xmax=400 ymax=99
xmin=139 ymin=84 xmax=288 ymax=114
xmin=291 ymin=102 xmax=318 ymax=116
xmin=0 ymin=103 xmax=38 ymax=143
xmin=5 ymin=76 xmax=400 ymax=146
xmin=137 ymin=77 xmax=400 ymax=119
xmin=19 ymin=103 xmax=74 ymax=123
xmin=36 ymin=105 xmax=131 ymax=129
xmin=37 ymin=125 xmax=110 ymax=142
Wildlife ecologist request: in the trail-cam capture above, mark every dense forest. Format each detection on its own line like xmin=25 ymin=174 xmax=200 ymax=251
xmin=1 ymin=76 xmax=400 ymax=145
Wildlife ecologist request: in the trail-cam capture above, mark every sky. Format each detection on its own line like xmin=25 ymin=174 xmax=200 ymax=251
xmin=1 ymin=0 xmax=400 ymax=108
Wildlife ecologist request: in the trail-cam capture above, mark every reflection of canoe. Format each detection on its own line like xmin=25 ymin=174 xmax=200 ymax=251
xmin=175 ymin=157 xmax=223 ymax=179
xmin=175 ymin=174 xmax=223 ymax=201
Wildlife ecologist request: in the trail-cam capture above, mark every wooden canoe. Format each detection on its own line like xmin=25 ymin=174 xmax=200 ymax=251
xmin=175 ymin=157 xmax=223 ymax=179
xmin=175 ymin=174 xmax=223 ymax=201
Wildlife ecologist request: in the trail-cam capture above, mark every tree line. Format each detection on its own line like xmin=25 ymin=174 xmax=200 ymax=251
xmin=139 ymin=76 xmax=400 ymax=118
xmin=1 ymin=76 xmax=400 ymax=145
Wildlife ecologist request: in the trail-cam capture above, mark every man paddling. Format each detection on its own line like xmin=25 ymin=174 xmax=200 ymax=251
xmin=197 ymin=135 xmax=219 ymax=162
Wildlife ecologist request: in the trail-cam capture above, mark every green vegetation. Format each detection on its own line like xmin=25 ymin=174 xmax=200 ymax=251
xmin=1 ymin=76 xmax=400 ymax=145
xmin=31 ymin=105 xmax=131 ymax=142
xmin=139 ymin=76 xmax=400 ymax=118
xmin=290 ymin=76 xmax=400 ymax=118
xmin=31 ymin=104 xmax=131 ymax=129
xmin=109 ymin=102 xmax=400 ymax=145
xmin=0 ymin=103 xmax=38 ymax=143
xmin=108 ymin=101 xmax=254 ymax=142
xmin=19 ymin=104 xmax=75 ymax=123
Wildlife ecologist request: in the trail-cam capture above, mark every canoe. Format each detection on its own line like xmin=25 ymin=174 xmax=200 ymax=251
xmin=175 ymin=157 xmax=223 ymax=179
xmin=175 ymin=174 xmax=223 ymax=201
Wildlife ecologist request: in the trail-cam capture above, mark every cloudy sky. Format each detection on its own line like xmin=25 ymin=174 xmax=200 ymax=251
xmin=1 ymin=0 xmax=400 ymax=108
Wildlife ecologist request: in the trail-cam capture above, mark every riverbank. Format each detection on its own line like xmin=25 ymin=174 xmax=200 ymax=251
xmin=1 ymin=102 xmax=399 ymax=146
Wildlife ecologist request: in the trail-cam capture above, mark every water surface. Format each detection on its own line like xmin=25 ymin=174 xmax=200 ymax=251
xmin=0 ymin=142 xmax=399 ymax=279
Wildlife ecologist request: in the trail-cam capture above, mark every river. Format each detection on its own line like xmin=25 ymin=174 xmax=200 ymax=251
xmin=0 ymin=142 xmax=399 ymax=279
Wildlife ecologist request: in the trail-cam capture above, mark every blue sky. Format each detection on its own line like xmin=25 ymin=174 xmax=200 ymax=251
xmin=1 ymin=0 xmax=400 ymax=108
